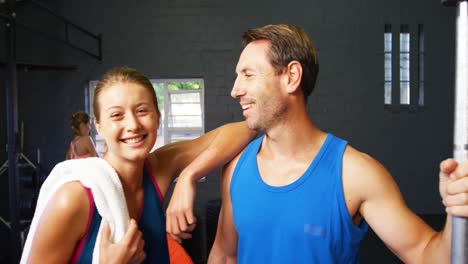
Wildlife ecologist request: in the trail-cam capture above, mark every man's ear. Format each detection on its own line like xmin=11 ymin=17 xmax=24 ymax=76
xmin=284 ymin=60 xmax=302 ymax=94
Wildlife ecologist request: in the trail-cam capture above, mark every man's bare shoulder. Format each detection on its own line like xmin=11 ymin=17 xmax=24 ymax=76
xmin=343 ymin=145 xmax=389 ymax=176
xmin=342 ymin=145 xmax=399 ymax=199
xmin=221 ymin=149 xmax=246 ymax=189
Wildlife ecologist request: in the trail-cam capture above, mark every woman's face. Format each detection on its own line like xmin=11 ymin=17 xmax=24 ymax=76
xmin=94 ymin=81 xmax=159 ymax=164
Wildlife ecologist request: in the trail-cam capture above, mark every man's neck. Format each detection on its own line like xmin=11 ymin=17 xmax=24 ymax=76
xmin=261 ymin=111 xmax=325 ymax=158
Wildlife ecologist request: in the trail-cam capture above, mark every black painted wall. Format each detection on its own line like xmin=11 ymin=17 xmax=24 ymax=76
xmin=0 ymin=0 xmax=457 ymax=263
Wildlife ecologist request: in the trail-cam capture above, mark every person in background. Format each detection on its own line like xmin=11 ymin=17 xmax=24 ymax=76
xmin=66 ymin=111 xmax=99 ymax=159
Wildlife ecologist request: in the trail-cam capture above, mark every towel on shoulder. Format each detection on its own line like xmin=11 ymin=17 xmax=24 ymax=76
xmin=20 ymin=157 xmax=129 ymax=264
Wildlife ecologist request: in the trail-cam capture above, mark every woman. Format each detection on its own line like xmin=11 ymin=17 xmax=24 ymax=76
xmin=66 ymin=111 xmax=99 ymax=159
xmin=22 ymin=66 xmax=255 ymax=263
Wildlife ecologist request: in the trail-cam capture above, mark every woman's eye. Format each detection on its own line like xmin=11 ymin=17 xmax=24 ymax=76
xmin=110 ymin=113 xmax=122 ymax=118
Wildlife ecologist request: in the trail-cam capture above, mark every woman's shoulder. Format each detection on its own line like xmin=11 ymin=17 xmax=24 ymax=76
xmin=33 ymin=181 xmax=91 ymax=255
xmin=50 ymin=181 xmax=91 ymax=215
xmin=75 ymin=135 xmax=93 ymax=143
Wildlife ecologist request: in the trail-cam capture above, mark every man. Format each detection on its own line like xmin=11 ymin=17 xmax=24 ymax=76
xmin=205 ymin=24 xmax=468 ymax=263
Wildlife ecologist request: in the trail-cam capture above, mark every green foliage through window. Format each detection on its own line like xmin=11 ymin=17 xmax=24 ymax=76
xmin=168 ymin=81 xmax=201 ymax=91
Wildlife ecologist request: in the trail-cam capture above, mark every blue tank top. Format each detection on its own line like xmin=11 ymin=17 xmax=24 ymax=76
xmin=72 ymin=160 xmax=169 ymax=264
xmin=231 ymin=134 xmax=368 ymax=263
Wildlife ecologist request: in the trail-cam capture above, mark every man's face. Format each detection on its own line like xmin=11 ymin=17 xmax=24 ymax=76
xmin=231 ymin=40 xmax=288 ymax=132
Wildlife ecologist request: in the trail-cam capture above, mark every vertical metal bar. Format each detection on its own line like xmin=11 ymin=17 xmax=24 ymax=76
xmin=451 ymin=1 xmax=468 ymax=263
xmin=5 ymin=0 xmax=21 ymax=262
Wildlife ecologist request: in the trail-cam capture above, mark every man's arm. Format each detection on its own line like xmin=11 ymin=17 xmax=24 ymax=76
xmin=421 ymin=159 xmax=468 ymax=263
xmin=208 ymin=155 xmax=240 ymax=264
xmin=150 ymin=121 xmax=255 ymax=190
xmin=345 ymin=148 xmax=468 ymax=263
xmin=151 ymin=121 xmax=255 ymax=239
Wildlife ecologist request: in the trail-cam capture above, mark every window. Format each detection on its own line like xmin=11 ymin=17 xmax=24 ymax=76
xmin=152 ymin=79 xmax=204 ymax=151
xmin=399 ymin=25 xmax=410 ymax=105
xmin=384 ymin=24 xmax=425 ymax=108
xmin=384 ymin=25 xmax=392 ymax=105
xmin=88 ymin=79 xmax=205 ymax=157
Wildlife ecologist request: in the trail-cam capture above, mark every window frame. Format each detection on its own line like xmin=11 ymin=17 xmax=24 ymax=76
xmin=383 ymin=23 xmax=425 ymax=110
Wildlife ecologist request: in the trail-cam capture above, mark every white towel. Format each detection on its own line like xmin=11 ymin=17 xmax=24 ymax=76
xmin=20 ymin=157 xmax=130 ymax=263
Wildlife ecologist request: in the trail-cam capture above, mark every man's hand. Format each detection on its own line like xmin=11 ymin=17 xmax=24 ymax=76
xmin=99 ymin=219 xmax=146 ymax=264
xmin=441 ymin=159 xmax=468 ymax=216
xmin=166 ymin=174 xmax=197 ymax=243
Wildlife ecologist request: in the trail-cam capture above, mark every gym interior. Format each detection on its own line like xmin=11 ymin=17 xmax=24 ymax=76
xmin=0 ymin=0 xmax=460 ymax=263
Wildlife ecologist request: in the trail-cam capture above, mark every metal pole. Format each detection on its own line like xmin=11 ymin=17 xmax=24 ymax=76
xmin=5 ymin=0 xmax=21 ymax=262
xmin=443 ymin=0 xmax=468 ymax=263
xmin=452 ymin=1 xmax=468 ymax=262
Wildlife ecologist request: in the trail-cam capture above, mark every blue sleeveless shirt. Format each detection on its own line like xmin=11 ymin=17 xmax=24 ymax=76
xmin=230 ymin=134 xmax=368 ymax=263
xmin=72 ymin=160 xmax=169 ymax=264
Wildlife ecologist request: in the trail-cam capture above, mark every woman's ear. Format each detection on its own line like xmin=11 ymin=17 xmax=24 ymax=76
xmin=94 ymin=119 xmax=101 ymax=135
xmin=284 ymin=60 xmax=302 ymax=94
